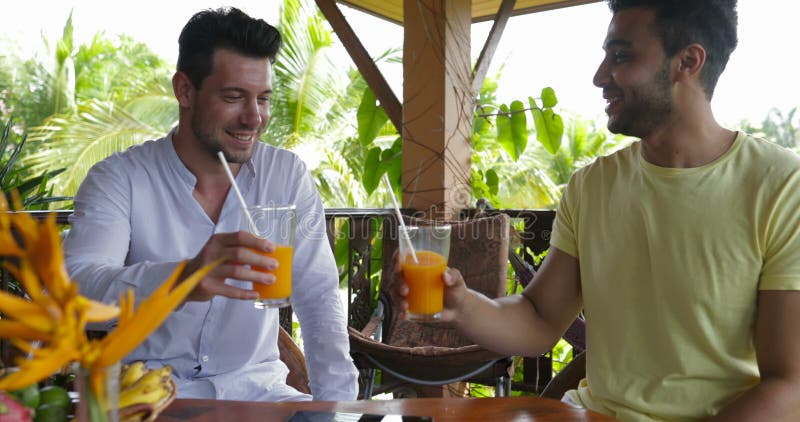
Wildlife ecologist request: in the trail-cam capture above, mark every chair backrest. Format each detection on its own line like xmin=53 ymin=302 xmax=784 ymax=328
xmin=540 ymin=350 xmax=586 ymax=400
xmin=379 ymin=213 xmax=510 ymax=348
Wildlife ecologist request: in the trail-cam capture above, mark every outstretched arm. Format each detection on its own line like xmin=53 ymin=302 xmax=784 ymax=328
xmin=400 ymin=246 xmax=583 ymax=358
xmin=710 ymin=290 xmax=800 ymax=421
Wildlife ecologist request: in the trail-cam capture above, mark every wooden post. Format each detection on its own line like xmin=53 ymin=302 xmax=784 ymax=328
xmin=402 ymin=0 xmax=472 ymax=219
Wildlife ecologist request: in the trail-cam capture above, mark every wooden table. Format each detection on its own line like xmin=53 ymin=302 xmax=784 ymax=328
xmin=157 ymin=396 xmax=617 ymax=421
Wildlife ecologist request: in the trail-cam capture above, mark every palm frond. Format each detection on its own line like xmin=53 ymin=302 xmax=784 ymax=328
xmin=24 ymin=99 xmax=167 ymax=196
xmin=0 ymin=119 xmax=68 ymax=210
xmin=267 ymin=0 xmax=354 ymax=149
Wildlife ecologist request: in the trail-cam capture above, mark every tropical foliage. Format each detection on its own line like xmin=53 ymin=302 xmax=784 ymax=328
xmin=1 ymin=0 xmax=631 ymax=212
xmin=4 ymin=0 xmax=394 ymax=208
xmin=355 ymin=73 xmax=632 ymax=210
xmin=266 ymin=0 xmax=401 ymax=208
xmin=737 ymin=106 xmax=800 ymax=151
xmin=268 ymin=0 xmax=357 ymax=150
xmin=7 ymin=13 xmax=176 ymax=199
xmin=0 ymin=119 xmax=69 ymax=210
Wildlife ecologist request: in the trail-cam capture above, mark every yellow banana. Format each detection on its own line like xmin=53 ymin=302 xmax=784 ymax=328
xmin=118 ymin=380 xmax=169 ymax=408
xmin=125 ymin=365 xmax=171 ymax=392
xmin=120 ymin=361 xmax=146 ymax=390
xmin=118 ymin=365 xmax=172 ymax=408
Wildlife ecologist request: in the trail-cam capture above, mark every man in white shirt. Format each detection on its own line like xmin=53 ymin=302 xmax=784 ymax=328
xmin=63 ymin=7 xmax=358 ymax=402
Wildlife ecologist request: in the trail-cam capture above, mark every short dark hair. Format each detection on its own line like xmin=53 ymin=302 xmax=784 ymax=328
xmin=177 ymin=7 xmax=282 ymax=88
xmin=608 ymin=0 xmax=738 ymax=99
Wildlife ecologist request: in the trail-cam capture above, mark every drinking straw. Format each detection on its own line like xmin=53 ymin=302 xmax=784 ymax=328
xmin=382 ymin=174 xmax=418 ymax=263
xmin=217 ymin=151 xmax=257 ymax=232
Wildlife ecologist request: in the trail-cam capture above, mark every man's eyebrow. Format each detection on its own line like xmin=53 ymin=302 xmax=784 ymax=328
xmin=219 ymin=87 xmax=273 ymax=95
xmin=220 ymin=87 xmax=246 ymax=94
xmin=603 ymin=39 xmax=632 ymax=50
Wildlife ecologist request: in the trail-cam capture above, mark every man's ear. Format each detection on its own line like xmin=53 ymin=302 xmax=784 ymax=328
xmin=676 ymin=43 xmax=706 ymax=79
xmin=172 ymin=71 xmax=195 ymax=107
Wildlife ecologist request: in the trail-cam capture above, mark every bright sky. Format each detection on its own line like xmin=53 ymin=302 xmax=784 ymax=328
xmin=4 ymin=0 xmax=798 ymax=126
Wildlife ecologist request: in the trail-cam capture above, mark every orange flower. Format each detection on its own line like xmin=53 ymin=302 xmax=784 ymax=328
xmin=0 ymin=193 xmax=218 ymax=403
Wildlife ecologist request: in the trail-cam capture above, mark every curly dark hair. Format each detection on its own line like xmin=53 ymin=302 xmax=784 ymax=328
xmin=608 ymin=0 xmax=738 ymax=99
xmin=177 ymin=7 xmax=282 ymax=88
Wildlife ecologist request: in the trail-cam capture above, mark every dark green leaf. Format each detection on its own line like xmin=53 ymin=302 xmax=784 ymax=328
xmin=362 ymin=147 xmax=383 ymax=195
xmin=15 ymin=169 xmax=66 ymax=196
xmin=386 ymin=157 xmax=402 ymax=192
xmin=486 ymin=169 xmax=499 ymax=195
xmin=384 ymin=137 xmax=403 ymax=192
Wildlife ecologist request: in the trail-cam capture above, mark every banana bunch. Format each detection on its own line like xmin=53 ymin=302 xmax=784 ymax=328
xmin=117 ymin=362 xmax=176 ymax=422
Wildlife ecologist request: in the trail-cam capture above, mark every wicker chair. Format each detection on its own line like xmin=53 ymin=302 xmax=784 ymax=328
xmin=348 ymin=213 xmax=513 ymax=398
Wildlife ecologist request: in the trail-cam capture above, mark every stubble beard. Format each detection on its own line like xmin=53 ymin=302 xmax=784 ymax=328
xmin=191 ymin=111 xmax=254 ymax=164
xmin=607 ymin=62 xmax=673 ymax=138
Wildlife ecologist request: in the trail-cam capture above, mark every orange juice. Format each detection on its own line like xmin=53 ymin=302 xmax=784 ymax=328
xmin=251 ymin=245 xmax=293 ymax=300
xmin=402 ymin=250 xmax=447 ymax=316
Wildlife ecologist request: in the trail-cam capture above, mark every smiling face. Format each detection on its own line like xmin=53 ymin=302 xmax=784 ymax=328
xmin=187 ymin=48 xmax=273 ymax=163
xmin=593 ymin=7 xmax=675 ymax=138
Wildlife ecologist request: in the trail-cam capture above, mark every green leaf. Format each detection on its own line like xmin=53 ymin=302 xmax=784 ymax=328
xmin=356 ymin=86 xmax=389 ymax=147
xmin=0 ymin=119 xmax=69 ymax=210
xmin=509 ymin=100 xmax=528 ymax=161
xmin=541 ymin=87 xmax=558 ymax=108
xmin=533 ymin=107 xmax=563 ymax=155
xmin=382 ymin=136 xmax=403 ymax=191
xmin=362 ymin=147 xmax=382 ymax=195
xmin=334 ymin=219 xmax=350 ymax=275
xmin=528 ymin=96 xmax=540 ymax=112
xmin=386 ymin=158 xmax=402 ymax=191
xmin=543 ymin=109 xmax=565 ymax=152
xmin=532 ymin=108 xmax=548 ymax=153
xmin=496 ymin=104 xmax=515 ymax=159
xmin=485 ymin=169 xmax=499 ymax=195
xmin=473 ymin=114 xmax=490 ymax=138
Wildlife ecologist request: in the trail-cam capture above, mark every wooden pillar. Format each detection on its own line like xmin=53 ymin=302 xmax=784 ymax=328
xmin=402 ymin=0 xmax=473 ymax=219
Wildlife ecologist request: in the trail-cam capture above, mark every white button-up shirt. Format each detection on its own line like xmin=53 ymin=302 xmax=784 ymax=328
xmin=64 ymin=132 xmax=358 ymax=401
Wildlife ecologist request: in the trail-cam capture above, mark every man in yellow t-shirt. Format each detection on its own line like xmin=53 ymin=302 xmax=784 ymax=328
xmin=553 ymin=131 xmax=800 ymax=420
xmin=395 ymin=0 xmax=800 ymax=420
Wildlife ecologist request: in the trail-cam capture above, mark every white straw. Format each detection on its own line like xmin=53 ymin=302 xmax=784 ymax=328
xmin=383 ymin=174 xmax=418 ymax=263
xmin=217 ymin=151 xmax=257 ymax=232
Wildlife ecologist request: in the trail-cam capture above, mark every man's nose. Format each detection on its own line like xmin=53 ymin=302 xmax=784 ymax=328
xmin=593 ymin=60 xmax=609 ymax=88
xmin=240 ymin=100 xmax=262 ymax=127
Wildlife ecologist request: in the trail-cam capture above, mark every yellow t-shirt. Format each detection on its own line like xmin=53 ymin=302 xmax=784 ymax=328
xmin=551 ymin=132 xmax=800 ymax=421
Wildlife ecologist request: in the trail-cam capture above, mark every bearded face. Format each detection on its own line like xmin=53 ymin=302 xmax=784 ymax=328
xmin=605 ymin=60 xmax=673 ymax=137
xmin=594 ymin=8 xmax=678 ymax=138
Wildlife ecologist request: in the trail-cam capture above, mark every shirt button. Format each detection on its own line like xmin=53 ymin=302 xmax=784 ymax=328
xmin=201 ymin=355 xmax=209 ymax=362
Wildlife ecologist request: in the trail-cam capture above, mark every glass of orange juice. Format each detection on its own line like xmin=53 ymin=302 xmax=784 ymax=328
xmin=243 ymin=204 xmax=295 ymax=309
xmin=400 ymin=224 xmax=451 ymax=321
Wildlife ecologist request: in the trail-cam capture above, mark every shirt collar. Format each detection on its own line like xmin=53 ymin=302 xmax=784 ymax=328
xmin=162 ymin=128 xmax=259 ymax=187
